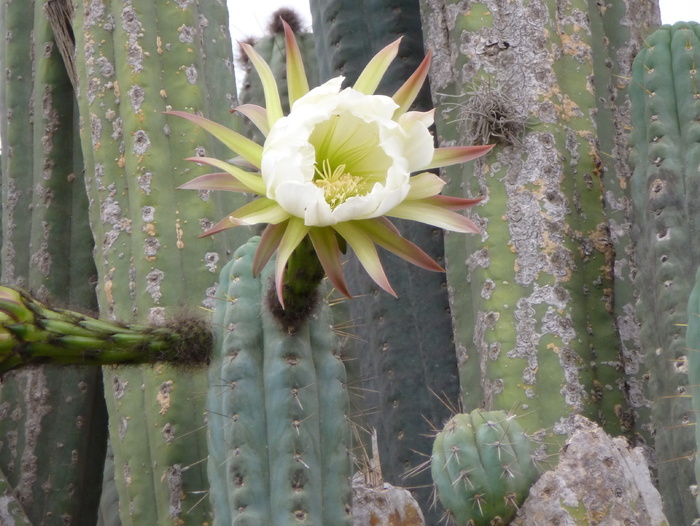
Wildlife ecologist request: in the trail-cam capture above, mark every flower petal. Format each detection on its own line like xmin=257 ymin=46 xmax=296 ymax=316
xmin=353 ymin=38 xmax=401 ymax=95
xmin=396 ymin=110 xmax=435 ymax=171
xmin=234 ymin=104 xmax=270 ymax=136
xmin=166 ymin=111 xmax=263 ymax=168
xmin=283 ymin=20 xmax=310 ymax=106
xmin=357 ymin=218 xmax=444 ymax=272
xmin=184 ymin=157 xmax=266 ymax=195
xmin=387 ymin=201 xmax=480 ymax=233
xmin=239 ymin=41 xmax=285 ymax=127
xmin=275 ymin=218 xmax=310 ymax=307
xmin=178 ymin=172 xmax=258 ymax=194
xmin=309 ymin=227 xmax=351 ymax=298
xmin=333 ymin=222 xmax=396 ymax=297
xmin=254 ymin=222 xmax=287 ymax=277
xmin=406 ymin=172 xmax=445 ymax=200
xmin=203 ymin=198 xmax=290 ymax=236
xmin=392 ymin=51 xmax=431 ymax=117
xmin=424 ymin=145 xmax=494 ymax=170
xmin=423 ymin=194 xmax=483 ymax=211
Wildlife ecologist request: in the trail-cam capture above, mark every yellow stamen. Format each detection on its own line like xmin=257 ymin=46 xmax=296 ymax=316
xmin=314 ymin=159 xmax=366 ymax=209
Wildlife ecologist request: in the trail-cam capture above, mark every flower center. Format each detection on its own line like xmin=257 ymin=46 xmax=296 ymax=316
xmin=313 ymin=159 xmax=367 ymax=210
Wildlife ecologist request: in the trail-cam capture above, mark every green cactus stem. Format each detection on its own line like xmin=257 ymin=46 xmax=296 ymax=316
xmin=688 ymin=266 xmax=700 ymax=517
xmin=630 ymin=21 xmax=700 ymax=524
xmin=431 ymin=409 xmax=539 ymax=526
xmin=209 ymin=236 xmax=353 ymax=526
xmin=0 ymin=287 xmax=211 ymax=372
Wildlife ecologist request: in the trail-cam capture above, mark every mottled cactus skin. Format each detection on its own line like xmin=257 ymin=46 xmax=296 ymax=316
xmin=629 ymin=22 xmax=700 ymax=525
xmin=308 ymin=3 xmax=458 ymax=521
xmin=431 ymin=409 xmax=539 ymax=526
xmin=209 ymin=237 xmax=353 ymax=526
xmin=72 ymin=1 xmax=248 ymax=524
xmin=0 ymin=1 xmax=108 ymax=523
xmin=418 ymin=0 xmax=659 ymax=468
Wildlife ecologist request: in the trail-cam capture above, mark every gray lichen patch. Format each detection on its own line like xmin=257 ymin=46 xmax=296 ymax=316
xmin=29 ymin=241 xmax=51 ymax=277
xmin=144 ymin=237 xmax=161 ymax=259
xmin=146 ymin=269 xmax=165 ymax=303
xmin=165 ymin=464 xmax=183 ymax=519
xmin=121 ymin=6 xmax=144 ymax=74
xmin=178 ymin=25 xmax=195 ymax=43
xmin=138 ymin=171 xmax=152 ymax=194
xmin=16 ymin=369 xmax=52 ymax=509
xmin=204 ymin=252 xmax=219 ymax=272
xmin=185 ymin=65 xmax=198 ymax=84
xmin=133 ymin=130 xmax=151 ymax=155
xmin=128 ymin=84 xmax=145 ymax=112
xmin=96 ymin=56 xmax=115 ymax=78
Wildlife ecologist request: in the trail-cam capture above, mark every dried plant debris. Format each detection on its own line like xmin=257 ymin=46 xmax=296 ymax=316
xmin=441 ymin=77 xmax=530 ymax=147
xmin=268 ymin=7 xmax=304 ymax=34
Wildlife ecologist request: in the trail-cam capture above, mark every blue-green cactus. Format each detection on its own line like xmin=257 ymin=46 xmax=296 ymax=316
xmin=431 ymin=409 xmax=539 ymax=526
xmin=209 ymin=237 xmax=353 ymax=525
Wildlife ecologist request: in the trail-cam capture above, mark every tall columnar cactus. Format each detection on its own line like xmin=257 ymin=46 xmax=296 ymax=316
xmin=418 ymin=0 xmax=658 ymax=460
xmin=0 ymin=1 xmax=108 ymax=523
xmin=71 ymin=1 xmax=249 ymax=523
xmin=431 ymin=409 xmax=539 ymax=526
xmin=308 ymin=2 xmax=459 ymax=518
xmin=208 ymin=237 xmax=353 ymax=525
xmin=629 ymin=21 xmax=700 ymax=524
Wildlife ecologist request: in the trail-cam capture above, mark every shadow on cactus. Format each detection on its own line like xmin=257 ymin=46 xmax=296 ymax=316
xmin=431 ymin=409 xmax=540 ymax=526
xmin=168 ymin=21 xmax=492 ymax=332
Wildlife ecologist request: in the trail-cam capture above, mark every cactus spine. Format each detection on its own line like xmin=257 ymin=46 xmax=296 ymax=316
xmin=209 ymin=237 xmax=353 ymax=525
xmin=72 ymin=0 xmax=249 ymax=523
xmin=629 ymin=21 xmax=700 ymax=524
xmin=431 ymin=409 xmax=539 ymax=526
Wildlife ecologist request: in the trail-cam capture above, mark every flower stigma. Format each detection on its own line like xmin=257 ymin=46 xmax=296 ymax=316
xmin=313 ymin=159 xmax=367 ymax=210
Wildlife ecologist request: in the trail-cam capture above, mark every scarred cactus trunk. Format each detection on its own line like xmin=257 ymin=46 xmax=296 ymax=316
xmin=71 ymin=1 xmax=249 ymax=524
xmin=208 ymin=237 xmax=353 ymax=526
xmin=418 ymin=0 xmax=658 ymax=475
xmin=0 ymin=0 xmax=108 ymax=522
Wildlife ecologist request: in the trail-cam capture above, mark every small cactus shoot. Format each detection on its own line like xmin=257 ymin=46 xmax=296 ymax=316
xmin=431 ymin=409 xmax=539 ymax=526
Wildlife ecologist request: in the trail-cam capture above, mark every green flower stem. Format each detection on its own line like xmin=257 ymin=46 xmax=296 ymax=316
xmin=0 ymin=288 xmax=211 ymax=373
xmin=269 ymin=235 xmax=326 ymax=331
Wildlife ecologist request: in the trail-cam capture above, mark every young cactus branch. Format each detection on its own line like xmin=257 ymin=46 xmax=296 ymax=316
xmin=0 ymin=287 xmax=211 ymax=372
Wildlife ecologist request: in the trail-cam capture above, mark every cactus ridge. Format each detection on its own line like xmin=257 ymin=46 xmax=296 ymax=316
xmin=431 ymin=409 xmax=539 ymax=526
xmin=629 ymin=21 xmax=700 ymax=524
